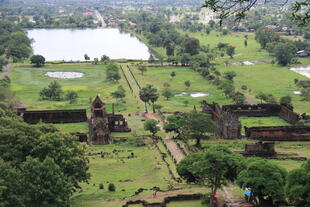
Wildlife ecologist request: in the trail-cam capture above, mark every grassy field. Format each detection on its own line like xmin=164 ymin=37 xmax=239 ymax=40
xmin=217 ymin=64 xmax=310 ymax=113
xmin=130 ymin=65 xmax=232 ymax=112
xmin=239 ymin=116 xmax=290 ymax=134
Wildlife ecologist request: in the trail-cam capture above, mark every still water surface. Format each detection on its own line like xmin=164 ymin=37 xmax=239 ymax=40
xmin=27 ymin=28 xmax=150 ymax=61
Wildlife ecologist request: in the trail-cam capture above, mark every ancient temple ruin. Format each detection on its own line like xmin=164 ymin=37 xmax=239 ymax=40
xmin=16 ymin=95 xmax=130 ymax=145
xmin=201 ymin=101 xmax=310 ymax=140
xmin=238 ymin=142 xmax=277 ymax=157
xmin=88 ymin=95 xmax=131 ymax=145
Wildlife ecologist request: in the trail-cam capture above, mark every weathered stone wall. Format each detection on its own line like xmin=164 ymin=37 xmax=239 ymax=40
xmin=245 ymin=126 xmax=310 ymax=141
xmin=108 ymin=114 xmax=131 ymax=132
xmin=22 ymin=109 xmax=87 ymax=124
xmin=222 ymin=104 xmax=281 ymax=117
xmin=279 ymin=105 xmax=300 ymax=124
xmin=201 ymin=101 xmax=241 ymax=139
xmin=122 ymin=193 xmax=203 ymax=207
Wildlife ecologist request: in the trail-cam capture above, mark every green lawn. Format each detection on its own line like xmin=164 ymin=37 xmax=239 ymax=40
xmin=217 ymin=64 xmax=310 ymax=113
xmin=71 ymin=143 xmax=175 ymax=207
xmin=130 ymin=65 xmax=231 ymax=112
xmin=53 ymin=122 xmax=89 ymax=133
xmin=10 ymin=63 xmax=141 ymax=112
xmin=240 ymin=116 xmax=290 ymax=134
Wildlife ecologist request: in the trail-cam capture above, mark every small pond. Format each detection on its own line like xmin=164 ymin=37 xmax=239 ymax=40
xmin=45 ymin=72 xmax=84 ymax=79
xmin=290 ymin=66 xmax=310 ymax=78
xmin=175 ymin=92 xmax=210 ymax=98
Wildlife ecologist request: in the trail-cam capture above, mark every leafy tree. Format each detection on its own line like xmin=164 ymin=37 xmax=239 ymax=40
xmin=0 ymin=77 xmax=10 ymax=88
xmin=93 ymin=58 xmax=99 ymax=65
xmin=226 ymin=45 xmax=235 ymax=58
xmin=138 ymin=65 xmax=147 ymax=75
xmin=108 ymin=183 xmax=116 ymax=192
xmin=255 ymin=28 xmax=280 ymax=49
xmin=183 ymin=100 xmax=189 ymax=107
xmin=280 ymin=96 xmax=292 ymax=105
xmin=244 ymin=39 xmax=248 ymax=47
xmin=202 ymin=0 xmax=310 ymax=25
xmin=184 ymin=80 xmax=191 ymax=90
xmin=144 ymin=119 xmax=160 ymax=136
xmin=164 ymin=113 xmax=184 ymax=139
xmin=177 ymin=146 xmax=244 ymax=205
xmin=106 ymin=64 xmax=121 ymax=82
xmin=162 ymin=87 xmax=174 ymax=100
xmin=30 ymin=55 xmax=45 ymax=67
xmin=286 ymin=159 xmax=310 ymax=207
xmin=0 ymin=56 xmax=8 ymax=72
xmin=100 ymin=54 xmax=110 ymax=62
xmin=301 ymin=88 xmax=310 ymax=101
xmin=232 ymin=92 xmax=246 ymax=104
xmin=237 ymin=158 xmax=287 ymax=206
xmin=139 ymin=84 xmax=159 ymax=113
xmin=183 ymin=37 xmax=200 ymax=56
xmin=182 ymin=111 xmax=216 ymax=146
xmin=256 ymin=92 xmax=267 ymax=103
xmin=274 ymin=42 xmax=296 ymax=66
xmin=166 ymin=43 xmax=175 ymax=56
xmin=65 ymin=91 xmax=78 ymax=104
xmin=111 ymin=85 xmax=126 ymax=100
xmin=223 ymin=71 xmax=237 ymax=81
xmin=84 ymin=54 xmax=90 ymax=61
xmin=170 ymin=71 xmax=176 ymax=79
xmin=0 ymin=112 xmax=89 ymax=207
xmin=39 ymin=81 xmax=64 ymax=101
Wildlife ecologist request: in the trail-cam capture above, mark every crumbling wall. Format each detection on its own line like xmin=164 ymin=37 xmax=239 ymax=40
xmin=222 ymin=104 xmax=281 ymax=117
xmin=22 ymin=109 xmax=87 ymax=124
xmin=279 ymin=105 xmax=300 ymax=124
xmin=108 ymin=114 xmax=131 ymax=132
xmin=201 ymin=101 xmax=241 ymax=139
xmin=245 ymin=126 xmax=310 ymax=141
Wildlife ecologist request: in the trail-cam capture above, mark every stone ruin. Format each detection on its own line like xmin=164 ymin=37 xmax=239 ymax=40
xmin=201 ymin=101 xmax=310 ymax=141
xmin=238 ymin=142 xmax=276 ymax=157
xmin=88 ymin=95 xmax=131 ymax=144
xmin=15 ymin=95 xmax=131 ymax=145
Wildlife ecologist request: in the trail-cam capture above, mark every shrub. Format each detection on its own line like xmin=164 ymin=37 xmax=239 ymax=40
xmin=108 ymin=183 xmax=116 ymax=192
xmin=65 ymin=91 xmax=78 ymax=104
xmin=99 ymin=184 xmax=104 ymax=189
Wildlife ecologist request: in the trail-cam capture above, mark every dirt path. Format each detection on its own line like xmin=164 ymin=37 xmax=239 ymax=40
xmin=222 ymin=186 xmax=253 ymax=207
xmin=1 ymin=64 xmax=10 ymax=79
xmin=146 ymin=112 xmax=185 ymax=163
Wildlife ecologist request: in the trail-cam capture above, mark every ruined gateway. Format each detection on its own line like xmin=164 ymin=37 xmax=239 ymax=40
xmin=17 ymin=95 xmax=131 ymax=145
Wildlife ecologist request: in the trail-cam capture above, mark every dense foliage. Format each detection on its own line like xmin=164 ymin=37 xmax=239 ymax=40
xmin=0 ymin=106 xmax=89 ymax=207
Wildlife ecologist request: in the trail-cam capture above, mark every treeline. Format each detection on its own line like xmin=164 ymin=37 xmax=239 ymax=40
xmin=0 ymin=106 xmax=89 ymax=207
xmin=0 ymin=20 xmax=32 ymax=66
xmin=255 ymin=27 xmax=310 ymax=66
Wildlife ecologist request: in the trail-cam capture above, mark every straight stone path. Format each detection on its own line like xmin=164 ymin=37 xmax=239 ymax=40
xmin=146 ymin=112 xmax=185 ymax=163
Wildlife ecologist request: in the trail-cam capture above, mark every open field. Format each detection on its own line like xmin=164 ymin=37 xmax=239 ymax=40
xmin=217 ymin=63 xmax=310 ymax=113
xmin=130 ymin=65 xmax=232 ymax=112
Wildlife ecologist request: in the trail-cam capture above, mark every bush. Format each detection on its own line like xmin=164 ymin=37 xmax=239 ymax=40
xmin=99 ymin=184 xmax=104 ymax=189
xmin=108 ymin=183 xmax=116 ymax=192
xmin=65 ymin=91 xmax=78 ymax=104
xmin=39 ymin=81 xmax=64 ymax=101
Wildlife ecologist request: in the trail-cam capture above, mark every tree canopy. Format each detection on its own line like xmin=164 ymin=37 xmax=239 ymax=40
xmin=0 ymin=107 xmax=89 ymax=206
xmin=202 ymin=0 xmax=310 ymax=26
xmin=286 ymin=159 xmax=310 ymax=206
xmin=237 ymin=158 xmax=287 ymax=206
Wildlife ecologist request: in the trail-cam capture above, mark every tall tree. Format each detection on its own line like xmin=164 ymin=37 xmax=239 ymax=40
xmin=183 ymin=37 xmax=200 ymax=56
xmin=30 ymin=55 xmax=45 ymax=67
xmin=286 ymin=159 xmax=310 ymax=207
xmin=177 ymin=146 xmax=244 ymax=205
xmin=237 ymin=158 xmax=287 ymax=206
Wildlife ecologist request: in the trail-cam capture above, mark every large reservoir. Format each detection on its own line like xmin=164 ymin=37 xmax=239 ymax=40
xmin=27 ymin=28 xmax=151 ymax=61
